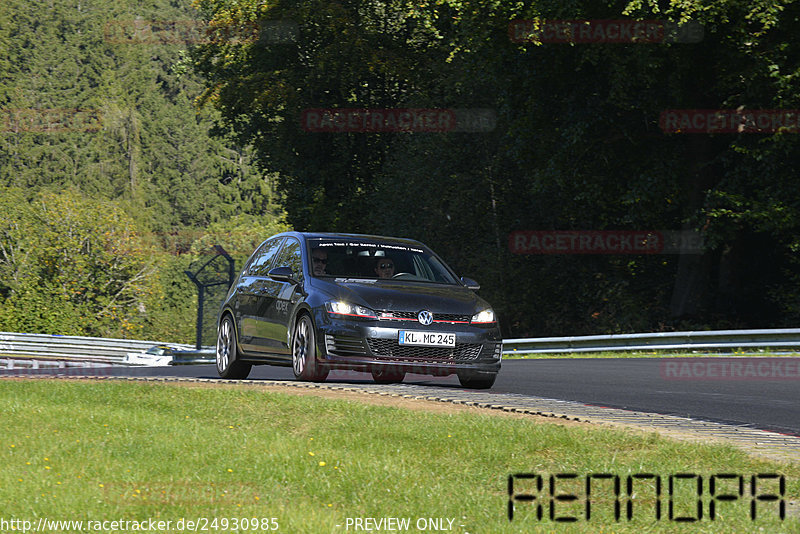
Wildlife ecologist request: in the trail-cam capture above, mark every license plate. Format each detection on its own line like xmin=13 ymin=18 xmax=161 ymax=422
xmin=398 ymin=331 xmax=456 ymax=347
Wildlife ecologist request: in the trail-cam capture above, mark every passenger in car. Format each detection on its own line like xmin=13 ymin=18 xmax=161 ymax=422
xmin=374 ymin=257 xmax=395 ymax=278
xmin=311 ymin=248 xmax=328 ymax=276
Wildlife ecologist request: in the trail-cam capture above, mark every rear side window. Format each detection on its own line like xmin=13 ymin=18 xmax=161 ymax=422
xmin=246 ymin=238 xmax=284 ymax=276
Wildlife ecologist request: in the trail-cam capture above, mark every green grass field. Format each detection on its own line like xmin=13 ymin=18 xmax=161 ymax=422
xmin=0 ymin=379 xmax=797 ymax=533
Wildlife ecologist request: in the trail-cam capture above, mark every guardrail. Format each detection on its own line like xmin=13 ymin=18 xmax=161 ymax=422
xmin=3 ymin=328 xmax=799 ymax=368
xmin=502 ymin=328 xmax=800 ymax=355
xmin=0 ymin=358 xmax=116 ymax=371
xmin=0 ymin=332 xmax=202 ymax=368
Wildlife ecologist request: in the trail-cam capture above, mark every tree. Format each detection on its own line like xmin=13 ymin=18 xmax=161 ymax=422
xmin=193 ymin=0 xmax=800 ymax=335
xmin=0 ymin=188 xmax=157 ymax=337
xmin=192 ymin=0 xmax=454 ymax=231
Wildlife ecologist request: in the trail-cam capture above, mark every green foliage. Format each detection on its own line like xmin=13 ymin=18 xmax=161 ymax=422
xmin=191 ymin=0 xmax=800 ymax=336
xmin=0 ymin=188 xmax=155 ymax=336
xmin=192 ymin=0 xmax=451 ymax=231
xmin=190 ymin=211 xmax=291 ymax=269
xmin=3 ymin=0 xmax=800 ymax=338
xmin=0 ymin=0 xmax=282 ymax=231
xmin=139 ymin=254 xmax=198 ymax=344
xmin=0 ymin=0 xmax=290 ymax=340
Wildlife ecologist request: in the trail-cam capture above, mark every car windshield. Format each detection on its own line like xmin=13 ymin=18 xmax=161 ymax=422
xmin=308 ymin=238 xmax=460 ymax=284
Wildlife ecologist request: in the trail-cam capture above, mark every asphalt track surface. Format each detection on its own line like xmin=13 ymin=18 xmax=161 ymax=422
xmin=496 ymin=359 xmax=800 ymax=437
xmin=17 ymin=357 xmax=798 ymax=437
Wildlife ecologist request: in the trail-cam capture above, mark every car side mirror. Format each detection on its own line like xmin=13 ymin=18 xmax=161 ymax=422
xmin=461 ymin=277 xmax=480 ymax=290
xmin=269 ymin=266 xmax=299 ymax=285
xmin=269 ymin=266 xmax=307 ymax=296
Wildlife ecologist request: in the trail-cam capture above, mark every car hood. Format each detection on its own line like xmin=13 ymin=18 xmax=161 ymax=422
xmin=312 ymin=278 xmax=488 ymax=315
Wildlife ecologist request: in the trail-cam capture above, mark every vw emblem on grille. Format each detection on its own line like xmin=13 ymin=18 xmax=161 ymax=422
xmin=418 ymin=310 xmax=433 ymax=325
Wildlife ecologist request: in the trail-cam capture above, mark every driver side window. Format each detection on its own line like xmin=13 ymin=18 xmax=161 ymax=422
xmin=273 ymin=238 xmax=304 ymax=283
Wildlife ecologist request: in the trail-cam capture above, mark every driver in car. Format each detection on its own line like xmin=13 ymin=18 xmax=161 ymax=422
xmin=311 ymin=248 xmax=328 ymax=276
xmin=374 ymin=257 xmax=395 ymax=278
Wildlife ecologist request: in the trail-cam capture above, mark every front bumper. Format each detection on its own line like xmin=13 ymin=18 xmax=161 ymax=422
xmin=316 ymin=314 xmax=502 ymax=375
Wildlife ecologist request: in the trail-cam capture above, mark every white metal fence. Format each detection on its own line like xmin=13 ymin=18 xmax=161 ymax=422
xmin=2 ymin=328 xmax=799 ymax=369
xmin=0 ymin=332 xmax=198 ymax=368
xmin=502 ymin=328 xmax=800 ymax=355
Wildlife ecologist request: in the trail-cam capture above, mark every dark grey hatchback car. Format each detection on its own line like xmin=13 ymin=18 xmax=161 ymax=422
xmin=216 ymin=232 xmax=502 ymax=388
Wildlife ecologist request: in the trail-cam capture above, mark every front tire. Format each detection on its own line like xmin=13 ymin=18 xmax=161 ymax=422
xmin=292 ymin=314 xmax=329 ymax=382
xmin=216 ymin=316 xmax=252 ymax=379
xmin=457 ymin=370 xmax=497 ymax=389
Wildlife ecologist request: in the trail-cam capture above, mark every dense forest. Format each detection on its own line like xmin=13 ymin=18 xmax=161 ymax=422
xmin=0 ymin=0 xmax=288 ymax=342
xmin=2 ymin=0 xmax=800 ymax=341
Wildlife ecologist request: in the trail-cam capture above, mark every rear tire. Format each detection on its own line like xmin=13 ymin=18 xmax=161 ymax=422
xmin=292 ymin=314 xmax=329 ymax=382
xmin=456 ymin=370 xmax=496 ymax=389
xmin=216 ymin=316 xmax=252 ymax=379
xmin=371 ymin=367 xmax=405 ymax=384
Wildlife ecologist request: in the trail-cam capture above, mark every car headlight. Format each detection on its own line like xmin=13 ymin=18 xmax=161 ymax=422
xmin=325 ymin=301 xmax=377 ymax=319
xmin=470 ymin=308 xmax=496 ymax=324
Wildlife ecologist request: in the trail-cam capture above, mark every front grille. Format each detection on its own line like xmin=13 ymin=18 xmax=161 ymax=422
xmin=367 ymin=339 xmax=482 ymax=362
xmin=378 ymin=311 xmax=471 ymax=323
xmin=432 ymin=313 xmax=471 ymax=323
xmin=325 ymin=334 xmax=367 ymax=356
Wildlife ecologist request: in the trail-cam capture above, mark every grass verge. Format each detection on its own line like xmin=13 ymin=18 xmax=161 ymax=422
xmin=0 ymin=379 xmax=797 ymax=533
